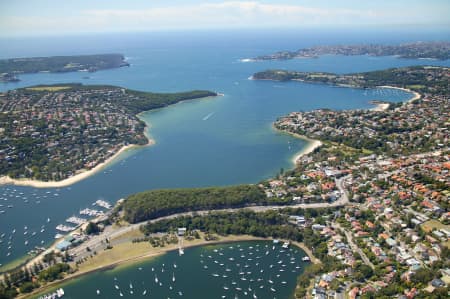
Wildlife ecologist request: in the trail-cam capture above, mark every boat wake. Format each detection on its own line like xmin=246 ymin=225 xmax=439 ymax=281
xmin=202 ymin=112 xmax=215 ymax=121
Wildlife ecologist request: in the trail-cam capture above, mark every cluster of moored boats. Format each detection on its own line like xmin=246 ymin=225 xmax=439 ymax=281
xmin=95 ymin=241 xmax=310 ymax=298
xmin=38 ymin=288 xmax=64 ymax=299
xmin=198 ymin=241 xmax=308 ymax=298
xmin=0 ymin=185 xmax=112 ymax=262
xmin=107 ymin=264 xmax=183 ymax=297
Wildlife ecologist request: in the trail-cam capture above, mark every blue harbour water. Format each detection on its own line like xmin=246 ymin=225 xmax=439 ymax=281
xmin=32 ymin=240 xmax=310 ymax=299
xmin=0 ymin=29 xmax=449 ymax=297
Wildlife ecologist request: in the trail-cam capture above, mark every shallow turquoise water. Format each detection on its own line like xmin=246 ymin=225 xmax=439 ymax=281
xmin=0 ymin=30 xmax=449 ymax=267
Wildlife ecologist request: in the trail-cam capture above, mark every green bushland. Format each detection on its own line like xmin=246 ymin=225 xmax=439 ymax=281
xmin=120 ymin=185 xmax=295 ymax=224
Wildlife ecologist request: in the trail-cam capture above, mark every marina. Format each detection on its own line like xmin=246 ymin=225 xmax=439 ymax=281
xmin=65 ymin=216 xmax=87 ymax=226
xmin=37 ymin=288 xmax=64 ymax=299
xmin=0 ymin=185 xmax=113 ymax=268
xmin=32 ymin=240 xmax=309 ymax=299
xmin=0 ymin=31 xmax=441 ymax=272
xmin=94 ymin=200 xmax=112 ymax=209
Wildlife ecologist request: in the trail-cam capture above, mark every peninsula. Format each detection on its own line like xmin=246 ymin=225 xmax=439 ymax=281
xmin=252 ymin=65 xmax=450 ymax=298
xmin=250 ymin=41 xmax=450 ymax=61
xmin=253 ymin=65 xmax=448 ymax=94
xmin=0 ymin=84 xmax=217 ymax=185
xmin=0 ymin=54 xmax=129 ymax=82
xmin=2 ymin=64 xmax=449 ymax=299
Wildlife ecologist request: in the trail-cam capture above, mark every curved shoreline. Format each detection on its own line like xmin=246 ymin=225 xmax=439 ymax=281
xmin=273 ymin=125 xmax=323 ymax=166
xmin=376 ymin=85 xmax=421 ymax=103
xmin=20 ymin=235 xmax=316 ymax=299
xmin=0 ymin=140 xmax=154 ymax=189
xmin=0 ymin=93 xmax=219 ymax=189
xmin=290 ymin=134 xmax=323 ymax=165
xmin=272 ymin=85 xmax=420 ymax=165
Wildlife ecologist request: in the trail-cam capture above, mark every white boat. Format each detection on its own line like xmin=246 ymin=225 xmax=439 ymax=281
xmin=172 ymin=273 xmax=176 ymax=282
xmin=302 ymin=256 xmax=310 ymax=261
xmin=96 ymin=289 xmax=100 ymax=295
xmin=57 ymin=288 xmax=65 ymax=296
xmin=142 ymin=290 xmax=147 ymax=295
xmin=38 ymin=288 xmax=65 ymax=299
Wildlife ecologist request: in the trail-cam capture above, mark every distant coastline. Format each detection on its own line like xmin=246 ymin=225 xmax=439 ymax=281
xmin=250 ymin=41 xmax=450 ymax=61
xmin=0 ymin=54 xmax=130 ymax=82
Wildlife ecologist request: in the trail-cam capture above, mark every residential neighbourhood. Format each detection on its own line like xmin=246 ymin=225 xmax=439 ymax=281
xmin=272 ymin=67 xmax=449 ymax=298
xmin=0 ymin=86 xmax=147 ymax=181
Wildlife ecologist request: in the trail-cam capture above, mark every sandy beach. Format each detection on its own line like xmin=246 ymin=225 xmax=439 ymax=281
xmin=292 ymin=138 xmax=323 ymax=165
xmin=287 ymin=132 xmax=323 ymax=165
xmin=273 ymin=125 xmax=323 ymax=165
xmin=378 ymin=85 xmax=421 ymax=103
xmin=19 ymin=233 xmax=318 ymax=299
xmin=0 ymin=93 xmax=220 ymax=189
xmin=0 ymin=139 xmax=154 ymax=189
xmin=370 ymin=86 xmax=421 ymax=111
xmin=371 ymin=102 xmax=390 ymax=111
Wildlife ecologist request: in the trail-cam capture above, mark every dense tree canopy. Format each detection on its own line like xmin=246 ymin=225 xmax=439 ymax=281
xmin=121 ymin=185 xmax=293 ymax=224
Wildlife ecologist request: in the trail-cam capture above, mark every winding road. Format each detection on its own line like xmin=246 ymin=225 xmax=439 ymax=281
xmin=69 ymin=175 xmax=351 ymax=260
xmin=25 ymin=175 xmax=352 ymax=267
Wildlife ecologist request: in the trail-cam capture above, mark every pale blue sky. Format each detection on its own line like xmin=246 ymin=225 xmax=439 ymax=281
xmin=1 ymin=0 xmax=449 ymax=36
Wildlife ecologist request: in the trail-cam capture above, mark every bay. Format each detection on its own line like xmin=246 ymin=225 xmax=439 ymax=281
xmin=31 ymin=240 xmax=309 ymax=299
xmin=0 ymin=29 xmax=449 ymax=268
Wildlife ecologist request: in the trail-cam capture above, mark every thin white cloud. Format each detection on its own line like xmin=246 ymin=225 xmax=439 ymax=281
xmin=0 ymin=1 xmax=446 ymax=36
xmin=83 ymin=1 xmax=369 ymax=27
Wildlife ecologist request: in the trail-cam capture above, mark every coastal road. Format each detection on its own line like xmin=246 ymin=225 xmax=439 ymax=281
xmin=70 ymin=175 xmax=352 ymax=261
xmin=24 ymin=175 xmax=353 ymax=266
